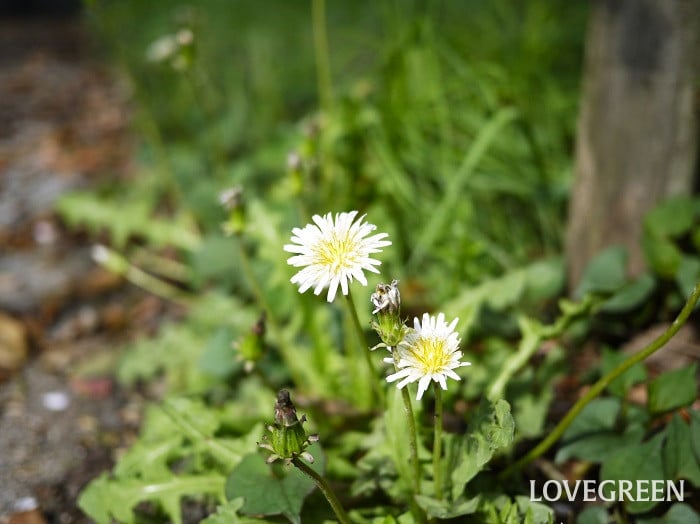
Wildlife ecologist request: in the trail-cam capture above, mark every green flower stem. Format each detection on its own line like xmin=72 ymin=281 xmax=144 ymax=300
xmin=292 ymin=456 xmax=350 ymax=524
xmin=345 ymin=290 xmax=384 ymax=406
xmin=500 ymin=280 xmax=700 ymax=479
xmin=311 ymin=0 xmax=333 ymax=113
xmin=391 ymin=351 xmax=422 ymax=496
xmin=94 ymin=246 xmax=191 ymax=306
xmin=236 ymin=237 xmax=306 ymax=388
xmin=433 ymin=384 xmax=444 ymax=500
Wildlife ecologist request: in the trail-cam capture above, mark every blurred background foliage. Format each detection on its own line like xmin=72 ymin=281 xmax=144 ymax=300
xmin=62 ymin=0 xmax=591 ymax=415
xmin=76 ymin=0 xmax=586 ymax=291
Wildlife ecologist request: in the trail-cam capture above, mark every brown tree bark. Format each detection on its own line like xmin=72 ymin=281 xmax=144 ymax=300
xmin=566 ymin=0 xmax=700 ymax=290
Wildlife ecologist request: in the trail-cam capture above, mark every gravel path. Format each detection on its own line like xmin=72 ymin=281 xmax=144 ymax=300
xmin=0 ymin=13 xmax=144 ymax=523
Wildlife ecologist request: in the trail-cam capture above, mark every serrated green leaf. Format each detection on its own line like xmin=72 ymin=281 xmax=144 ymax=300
xmin=226 ymin=446 xmax=326 ymax=524
xmin=451 ymin=433 xmax=492 ymax=499
xmin=116 ymin=324 xmax=211 ymax=392
xmin=648 ymin=364 xmax=698 ymax=415
xmin=451 ymin=399 xmax=514 ymax=499
xmin=514 ymin=497 xmax=554 ymax=524
xmin=113 ymin=436 xmax=184 ymax=480
xmin=199 ymin=327 xmax=240 ymax=378
xmin=414 ymin=494 xmax=480 ymax=519
xmin=512 ymin=388 xmax=552 ymax=439
xmin=201 ymin=499 xmax=266 ymax=524
xmin=190 ymin=234 xmax=242 ymax=285
xmin=56 ymin=190 xmax=199 ymax=250
xmin=78 ymin=473 xmax=225 ymax=524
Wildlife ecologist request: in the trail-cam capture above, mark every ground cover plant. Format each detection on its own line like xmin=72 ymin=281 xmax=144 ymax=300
xmin=55 ymin=1 xmax=700 ymax=522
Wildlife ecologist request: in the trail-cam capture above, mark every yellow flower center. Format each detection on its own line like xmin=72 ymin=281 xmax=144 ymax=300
xmin=410 ymin=336 xmax=450 ymax=374
xmin=315 ymin=234 xmax=359 ymax=272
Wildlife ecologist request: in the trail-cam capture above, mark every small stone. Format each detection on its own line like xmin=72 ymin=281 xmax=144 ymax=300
xmin=0 ymin=312 xmax=28 ymax=372
xmin=41 ymin=391 xmax=70 ymax=411
xmin=8 ymin=508 xmax=47 ymax=524
xmin=13 ymin=496 xmax=38 ymax=512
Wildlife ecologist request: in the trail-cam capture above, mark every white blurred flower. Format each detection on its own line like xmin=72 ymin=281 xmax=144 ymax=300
xmin=385 ymin=313 xmax=470 ymax=400
xmin=284 ymin=211 xmax=391 ymax=302
xmin=146 ymin=28 xmax=193 ymax=64
xmin=146 ymin=34 xmax=178 ymax=63
xmin=176 ymin=28 xmax=194 ymax=45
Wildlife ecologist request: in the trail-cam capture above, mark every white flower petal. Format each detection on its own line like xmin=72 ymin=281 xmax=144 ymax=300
xmin=284 ymin=211 xmax=390 ymax=303
xmin=416 ymin=375 xmax=432 ymax=400
xmin=385 ymin=312 xmax=468 ymax=401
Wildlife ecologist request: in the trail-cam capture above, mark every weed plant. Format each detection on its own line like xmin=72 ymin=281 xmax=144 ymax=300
xmin=59 ymin=1 xmax=700 ymax=522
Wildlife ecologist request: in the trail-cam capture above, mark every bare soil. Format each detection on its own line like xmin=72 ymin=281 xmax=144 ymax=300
xmin=0 ymin=13 xmax=157 ymax=524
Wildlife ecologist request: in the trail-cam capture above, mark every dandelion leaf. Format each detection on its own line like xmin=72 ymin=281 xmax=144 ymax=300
xmin=225 ymin=446 xmax=326 ymax=524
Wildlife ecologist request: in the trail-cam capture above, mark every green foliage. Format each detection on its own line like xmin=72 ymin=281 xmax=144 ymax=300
xmin=637 ymin=504 xmax=700 ymax=524
xmin=648 ymin=364 xmax=698 ymax=415
xmin=556 ymin=398 xmax=646 ymax=464
xmin=200 ymin=499 xmax=262 ymax=524
xmin=57 ymin=189 xmax=200 ymax=250
xmin=117 ymin=292 xmax=257 ymax=392
xmin=443 ymin=257 xmax=565 ymax=338
xmin=450 ymin=399 xmax=514 ymax=495
xmin=601 ymin=346 xmax=647 ymax=397
xmin=78 ymin=473 xmax=226 ymax=524
xmin=599 ymin=432 xmax=666 ymax=514
xmin=478 ymin=495 xmax=554 ymax=524
xmin=556 ymin=367 xmax=700 ymax=516
xmin=78 ymin=398 xmax=263 ymax=523
xmin=61 ymin=0 xmax=700 ymax=522
xmin=225 ymin=447 xmax=326 ymax=524
xmin=642 ymin=195 xmax=700 ymax=290
xmin=663 ymin=413 xmax=700 ymax=486
xmin=574 ymin=246 xmax=628 ymax=298
xmin=576 ymin=506 xmax=608 ymax=524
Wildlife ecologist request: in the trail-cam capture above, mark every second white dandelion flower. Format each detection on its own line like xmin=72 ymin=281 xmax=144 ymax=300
xmin=385 ymin=312 xmax=471 ymax=400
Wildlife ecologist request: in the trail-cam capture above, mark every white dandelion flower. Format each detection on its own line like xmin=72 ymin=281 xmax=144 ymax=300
xmin=385 ymin=313 xmax=470 ymax=400
xmin=284 ymin=211 xmax=391 ymax=302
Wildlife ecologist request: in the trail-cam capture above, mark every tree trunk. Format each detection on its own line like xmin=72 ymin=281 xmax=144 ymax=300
xmin=566 ymin=0 xmax=700 ymax=290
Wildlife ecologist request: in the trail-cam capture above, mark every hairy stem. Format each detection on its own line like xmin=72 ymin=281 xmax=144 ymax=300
xmin=311 ymin=0 xmax=333 ymax=113
xmin=391 ymin=350 xmax=422 ymax=495
xmin=345 ymin=290 xmax=384 ymax=406
xmin=292 ymin=456 xmax=350 ymax=524
xmin=236 ymin=237 xmax=306 ymax=387
xmin=433 ymin=384 xmax=444 ymax=500
xmin=500 ymin=280 xmax=700 ymax=478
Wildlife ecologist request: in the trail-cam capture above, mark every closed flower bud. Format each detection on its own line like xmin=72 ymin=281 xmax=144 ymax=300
xmin=370 ymin=280 xmax=408 ymax=349
xmin=259 ymin=390 xmax=318 ymax=464
xmin=219 ymin=186 xmax=246 ymax=236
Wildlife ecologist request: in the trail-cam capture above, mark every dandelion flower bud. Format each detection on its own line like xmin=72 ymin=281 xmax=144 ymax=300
xmin=258 ymin=390 xmax=318 ymax=464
